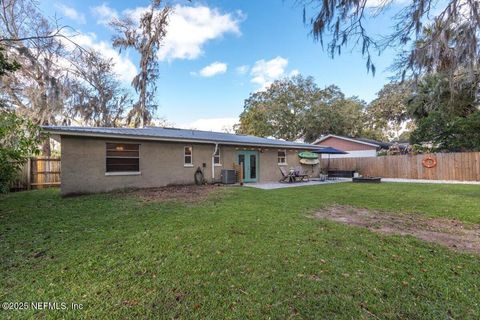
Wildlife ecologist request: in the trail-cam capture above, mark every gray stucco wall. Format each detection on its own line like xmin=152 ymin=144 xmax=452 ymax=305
xmin=60 ymin=136 xmax=319 ymax=195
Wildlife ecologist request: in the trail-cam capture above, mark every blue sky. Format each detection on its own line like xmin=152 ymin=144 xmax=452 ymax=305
xmin=40 ymin=0 xmax=406 ymax=131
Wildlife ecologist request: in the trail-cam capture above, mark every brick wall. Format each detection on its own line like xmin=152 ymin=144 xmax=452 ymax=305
xmin=315 ymin=137 xmax=377 ymax=151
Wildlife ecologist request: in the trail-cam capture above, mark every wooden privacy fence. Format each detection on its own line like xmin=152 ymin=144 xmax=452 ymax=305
xmin=322 ymin=152 xmax=480 ymax=181
xmin=10 ymin=157 xmax=61 ymax=191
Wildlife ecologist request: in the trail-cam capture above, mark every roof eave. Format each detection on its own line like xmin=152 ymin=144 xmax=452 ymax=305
xmin=44 ymin=129 xmax=318 ymax=150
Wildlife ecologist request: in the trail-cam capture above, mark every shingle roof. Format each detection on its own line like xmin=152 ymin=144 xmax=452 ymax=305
xmin=43 ymin=126 xmax=318 ymax=149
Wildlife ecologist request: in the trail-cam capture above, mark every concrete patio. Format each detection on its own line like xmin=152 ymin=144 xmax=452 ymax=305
xmin=244 ymin=178 xmax=350 ymax=190
xmin=241 ymin=177 xmax=480 ymax=190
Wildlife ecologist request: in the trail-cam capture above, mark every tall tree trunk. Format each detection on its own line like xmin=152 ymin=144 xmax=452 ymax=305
xmin=42 ymin=139 xmax=51 ymax=156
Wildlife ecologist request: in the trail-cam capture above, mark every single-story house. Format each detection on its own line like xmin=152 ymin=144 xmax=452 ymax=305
xmin=44 ymin=126 xmax=320 ymax=195
xmin=313 ymin=134 xmax=391 ymax=158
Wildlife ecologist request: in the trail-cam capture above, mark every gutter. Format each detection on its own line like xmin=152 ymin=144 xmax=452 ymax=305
xmin=212 ymin=143 xmax=219 ymax=181
xmin=44 ymin=129 xmax=319 ymax=150
xmin=316 ymin=134 xmax=380 ymax=148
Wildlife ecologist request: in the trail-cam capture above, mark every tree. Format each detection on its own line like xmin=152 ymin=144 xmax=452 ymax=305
xmin=67 ymin=51 xmax=132 ymax=127
xmin=236 ymin=75 xmax=375 ymax=142
xmin=236 ymin=75 xmax=320 ymax=141
xmin=111 ymin=0 xmax=171 ymax=127
xmin=1 ymin=0 xmax=135 ymax=150
xmin=303 ymin=87 xmax=370 ymax=142
xmin=0 ymin=47 xmax=20 ymax=76
xmin=0 ymin=111 xmax=42 ymax=193
xmin=366 ymin=81 xmax=414 ymax=141
xmin=0 ymin=43 xmax=41 ymax=193
xmin=0 ymin=0 xmax=71 ymax=154
xmin=234 ymin=100 xmax=274 ymax=138
xmin=303 ymin=0 xmax=480 ymax=79
xmin=407 ymin=73 xmax=480 ymax=151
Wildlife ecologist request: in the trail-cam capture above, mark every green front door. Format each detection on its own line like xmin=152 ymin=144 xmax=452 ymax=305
xmin=237 ymin=151 xmax=259 ymax=183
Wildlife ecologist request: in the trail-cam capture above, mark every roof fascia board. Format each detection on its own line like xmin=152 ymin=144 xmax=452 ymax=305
xmin=47 ymin=130 xmax=317 ymax=150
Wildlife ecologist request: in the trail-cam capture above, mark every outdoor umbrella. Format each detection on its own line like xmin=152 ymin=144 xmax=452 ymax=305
xmin=311 ymin=147 xmax=349 ymax=155
xmin=297 ymin=151 xmax=320 ymax=175
xmin=311 ymin=147 xmax=349 ymax=173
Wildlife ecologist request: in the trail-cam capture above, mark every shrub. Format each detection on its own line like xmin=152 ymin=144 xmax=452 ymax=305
xmin=0 ymin=112 xmax=42 ymax=193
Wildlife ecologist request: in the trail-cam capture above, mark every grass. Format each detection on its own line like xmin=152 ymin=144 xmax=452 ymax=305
xmin=1 ymin=182 xmax=480 ymax=319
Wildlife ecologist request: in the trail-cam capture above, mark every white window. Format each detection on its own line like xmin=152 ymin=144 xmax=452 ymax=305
xmin=278 ymin=150 xmax=287 ymax=165
xmin=184 ymin=146 xmax=193 ymax=166
xmin=214 ymin=147 xmax=221 ymax=166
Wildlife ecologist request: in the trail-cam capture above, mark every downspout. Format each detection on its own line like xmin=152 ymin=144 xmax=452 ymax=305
xmin=212 ymin=143 xmax=219 ymax=181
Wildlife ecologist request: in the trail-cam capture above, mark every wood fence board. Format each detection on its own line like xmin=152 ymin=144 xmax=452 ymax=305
xmin=453 ymin=153 xmax=460 ymax=181
xmin=442 ymin=153 xmax=450 ymax=180
xmin=458 ymin=153 xmax=463 ymax=181
xmin=447 ymin=153 xmax=454 ymax=181
xmin=476 ymin=153 xmax=480 ymax=181
xmin=466 ymin=153 xmax=472 ymax=181
xmin=10 ymin=157 xmax=61 ymax=191
xmin=463 ymin=153 xmax=468 ymax=181
xmin=417 ymin=155 xmax=423 ymax=179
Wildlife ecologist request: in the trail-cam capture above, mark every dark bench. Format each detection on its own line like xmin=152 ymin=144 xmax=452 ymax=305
xmin=327 ymin=170 xmax=355 ymax=178
xmin=353 ymin=177 xmax=382 ymax=183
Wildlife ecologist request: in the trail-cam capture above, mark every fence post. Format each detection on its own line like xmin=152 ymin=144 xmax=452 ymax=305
xmin=27 ymin=157 xmax=31 ymax=190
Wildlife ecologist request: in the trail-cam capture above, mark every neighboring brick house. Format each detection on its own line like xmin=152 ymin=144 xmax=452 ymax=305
xmin=313 ymin=135 xmax=391 ymax=158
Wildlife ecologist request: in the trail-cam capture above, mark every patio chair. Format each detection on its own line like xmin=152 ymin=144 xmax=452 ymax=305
xmin=279 ymin=167 xmax=291 ymax=182
xmin=293 ymin=166 xmax=310 ymax=182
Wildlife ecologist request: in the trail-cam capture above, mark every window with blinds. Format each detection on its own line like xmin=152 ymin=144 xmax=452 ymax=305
xmin=106 ymin=143 xmax=140 ymax=172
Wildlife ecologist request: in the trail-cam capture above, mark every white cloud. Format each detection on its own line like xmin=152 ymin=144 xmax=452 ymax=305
xmin=68 ymin=33 xmax=137 ymax=83
xmin=365 ymin=0 xmax=387 ymax=7
xmin=121 ymin=6 xmax=147 ymax=22
xmin=93 ymin=4 xmax=243 ymax=62
xmin=250 ymin=56 xmax=289 ymax=90
xmin=179 ymin=117 xmax=239 ymax=133
xmin=194 ymin=62 xmax=228 ymax=77
xmin=289 ymin=69 xmax=300 ymax=77
xmin=158 ymin=5 xmax=243 ymax=61
xmin=365 ymin=0 xmax=409 ymax=8
xmin=91 ymin=3 xmax=118 ymax=25
xmin=55 ymin=3 xmax=86 ymax=24
xmin=236 ymin=65 xmax=249 ymax=75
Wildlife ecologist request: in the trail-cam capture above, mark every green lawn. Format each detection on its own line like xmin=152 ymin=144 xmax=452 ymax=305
xmin=1 ymin=183 xmax=480 ymax=319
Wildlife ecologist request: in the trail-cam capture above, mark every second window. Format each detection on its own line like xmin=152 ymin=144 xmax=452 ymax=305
xmin=214 ymin=147 xmax=221 ymax=165
xmin=184 ymin=146 xmax=193 ymax=166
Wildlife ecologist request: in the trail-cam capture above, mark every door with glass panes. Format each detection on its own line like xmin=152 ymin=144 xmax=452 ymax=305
xmin=237 ymin=151 xmax=259 ymax=183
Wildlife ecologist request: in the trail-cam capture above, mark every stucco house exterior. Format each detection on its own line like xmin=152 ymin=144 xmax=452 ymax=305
xmin=44 ymin=126 xmax=320 ymax=195
xmin=313 ymin=134 xmax=391 ymax=158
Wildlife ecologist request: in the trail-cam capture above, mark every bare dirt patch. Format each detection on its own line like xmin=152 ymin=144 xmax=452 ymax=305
xmin=313 ymin=205 xmax=480 ymax=255
xmin=131 ymin=184 xmax=223 ymax=204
